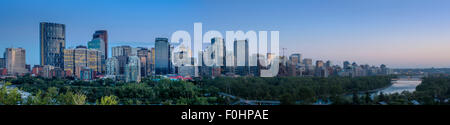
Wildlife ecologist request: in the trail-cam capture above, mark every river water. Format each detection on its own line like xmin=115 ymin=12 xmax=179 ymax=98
xmin=375 ymin=76 xmax=422 ymax=95
xmin=345 ymin=76 xmax=423 ymax=99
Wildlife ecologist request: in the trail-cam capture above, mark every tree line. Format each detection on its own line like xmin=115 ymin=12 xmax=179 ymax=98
xmin=1 ymin=75 xmax=222 ymax=105
xmin=200 ymin=76 xmax=393 ymax=104
xmin=0 ymin=82 xmax=119 ymax=105
xmin=4 ymin=75 xmax=450 ymax=105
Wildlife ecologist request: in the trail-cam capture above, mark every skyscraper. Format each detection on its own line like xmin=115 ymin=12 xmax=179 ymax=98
xmin=316 ymin=60 xmax=324 ymax=68
xmin=288 ymin=54 xmax=300 ymax=76
xmin=93 ymin=30 xmax=108 ymax=59
xmin=4 ymin=48 xmax=27 ymax=75
xmin=211 ymin=37 xmax=226 ymax=67
xmin=151 ymin=47 xmax=155 ymax=72
xmin=0 ymin=58 xmax=5 ymax=69
xmin=40 ymin=22 xmax=65 ymax=68
xmin=63 ymin=49 xmax=74 ymax=76
xmin=303 ymin=58 xmax=313 ymax=66
xmin=303 ymin=58 xmax=314 ymax=76
xmin=106 ymin=57 xmax=119 ymax=77
xmin=174 ymin=45 xmax=195 ymax=77
xmin=325 ymin=60 xmax=332 ymax=68
xmin=74 ymin=46 xmax=88 ymax=78
xmin=343 ymin=61 xmax=351 ymax=70
xmin=234 ymin=40 xmax=249 ymax=76
xmin=289 ymin=53 xmax=302 ymax=64
xmin=112 ymin=45 xmax=132 ymax=57
xmin=137 ymin=47 xmax=152 ymax=77
xmin=88 ymin=38 xmax=105 ymax=58
xmin=169 ymin=45 xmax=175 ymax=74
xmin=64 ymin=46 xmax=102 ymax=79
xmin=234 ymin=40 xmax=249 ymax=67
xmin=125 ymin=56 xmax=141 ymax=82
xmin=88 ymin=38 xmax=106 ymax=73
xmin=87 ymin=49 xmax=102 ymax=74
xmin=155 ymin=38 xmax=170 ymax=75
xmin=112 ymin=45 xmax=132 ymax=77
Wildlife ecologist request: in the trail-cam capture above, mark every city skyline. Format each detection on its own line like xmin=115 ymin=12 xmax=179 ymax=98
xmin=1 ymin=0 xmax=450 ymax=68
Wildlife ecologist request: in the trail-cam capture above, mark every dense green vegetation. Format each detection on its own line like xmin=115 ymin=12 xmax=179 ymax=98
xmin=2 ymin=75 xmax=222 ymax=105
xmin=2 ymin=75 xmax=450 ymax=105
xmin=352 ymin=76 xmax=450 ymax=105
xmin=0 ymin=82 xmax=119 ymax=105
xmin=202 ymin=76 xmax=393 ymax=104
xmin=0 ymin=82 xmax=22 ymax=105
xmin=414 ymin=76 xmax=450 ymax=105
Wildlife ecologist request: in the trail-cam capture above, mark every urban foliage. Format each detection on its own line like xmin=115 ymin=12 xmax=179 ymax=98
xmin=202 ymin=76 xmax=393 ymax=104
xmin=2 ymin=75 xmax=221 ymax=105
xmin=2 ymin=75 xmax=450 ymax=105
xmin=414 ymin=76 xmax=450 ymax=105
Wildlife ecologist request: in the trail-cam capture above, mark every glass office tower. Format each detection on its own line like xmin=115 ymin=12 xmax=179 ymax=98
xmin=155 ymin=38 xmax=170 ymax=75
xmin=40 ymin=22 xmax=66 ymax=68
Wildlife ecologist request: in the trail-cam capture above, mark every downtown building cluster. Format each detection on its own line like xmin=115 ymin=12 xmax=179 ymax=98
xmin=33 ymin=22 xmax=151 ymax=82
xmin=0 ymin=22 xmax=392 ymax=81
xmin=278 ymin=53 xmax=393 ymax=77
xmin=0 ymin=23 xmax=111 ymax=80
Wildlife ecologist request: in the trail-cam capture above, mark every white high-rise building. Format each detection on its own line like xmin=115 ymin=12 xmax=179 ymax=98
xmin=106 ymin=57 xmax=119 ymax=79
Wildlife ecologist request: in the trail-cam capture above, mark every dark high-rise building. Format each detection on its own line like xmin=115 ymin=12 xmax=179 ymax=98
xmin=0 ymin=58 xmax=5 ymax=68
xmin=155 ymin=38 xmax=170 ymax=75
xmin=40 ymin=22 xmax=65 ymax=68
xmin=26 ymin=64 xmax=31 ymax=72
xmin=343 ymin=61 xmax=351 ymax=70
xmin=325 ymin=60 xmax=332 ymax=68
xmin=93 ymin=30 xmax=108 ymax=59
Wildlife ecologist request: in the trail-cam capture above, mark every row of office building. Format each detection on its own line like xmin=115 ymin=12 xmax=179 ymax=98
xmin=34 ymin=22 xmax=156 ymax=82
xmin=2 ymin=22 xmax=276 ymax=81
xmin=0 ymin=22 xmax=393 ymax=82
xmin=279 ymin=53 xmax=393 ymax=77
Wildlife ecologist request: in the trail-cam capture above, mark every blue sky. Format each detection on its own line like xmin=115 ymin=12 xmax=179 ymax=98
xmin=1 ymin=0 xmax=450 ymax=68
